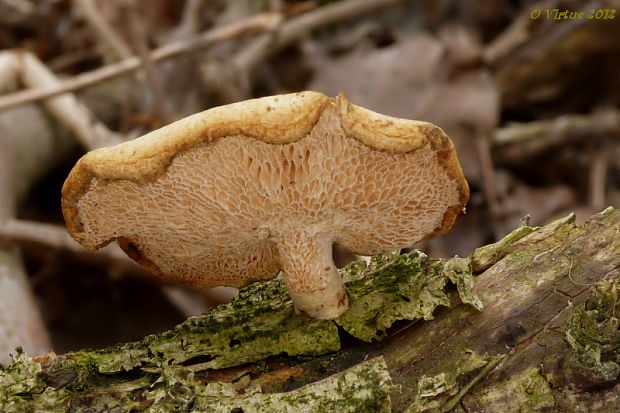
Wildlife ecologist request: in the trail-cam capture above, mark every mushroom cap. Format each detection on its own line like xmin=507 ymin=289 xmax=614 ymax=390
xmin=61 ymin=91 xmax=469 ymax=318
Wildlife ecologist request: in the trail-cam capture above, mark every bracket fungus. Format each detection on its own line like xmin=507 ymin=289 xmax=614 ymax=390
xmin=61 ymin=91 xmax=469 ymax=319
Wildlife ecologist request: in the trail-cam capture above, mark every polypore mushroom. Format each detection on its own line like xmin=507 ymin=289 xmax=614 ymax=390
xmin=61 ymin=91 xmax=469 ymax=319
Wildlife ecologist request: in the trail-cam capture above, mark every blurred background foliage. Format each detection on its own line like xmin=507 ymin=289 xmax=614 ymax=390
xmin=0 ymin=0 xmax=618 ymax=358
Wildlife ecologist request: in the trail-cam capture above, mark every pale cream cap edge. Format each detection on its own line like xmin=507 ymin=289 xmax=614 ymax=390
xmin=62 ymin=91 xmax=469 ymax=244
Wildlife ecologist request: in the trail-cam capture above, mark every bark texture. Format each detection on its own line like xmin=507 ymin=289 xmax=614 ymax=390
xmin=0 ymin=207 xmax=618 ymax=412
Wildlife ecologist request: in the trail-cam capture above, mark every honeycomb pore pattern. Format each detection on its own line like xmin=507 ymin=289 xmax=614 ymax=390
xmin=75 ymin=102 xmax=462 ymax=291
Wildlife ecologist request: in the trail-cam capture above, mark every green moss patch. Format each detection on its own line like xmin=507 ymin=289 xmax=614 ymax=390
xmin=338 ymin=251 xmax=482 ymax=342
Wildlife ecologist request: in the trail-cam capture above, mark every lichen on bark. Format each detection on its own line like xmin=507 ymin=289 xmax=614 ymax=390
xmin=1 ymin=208 xmax=618 ymax=411
xmin=338 ymin=251 xmax=481 ymax=342
xmin=566 ymin=278 xmax=620 ymax=385
xmin=1 ymin=352 xmax=396 ymax=412
xmin=184 ymin=357 xmax=396 ymax=412
xmin=0 ymin=348 xmax=43 ymax=400
xmin=470 ymin=366 xmax=556 ymax=411
xmin=404 ymin=350 xmax=503 ymax=413
xmin=0 ymin=248 xmax=482 ymax=411
xmin=471 ymin=224 xmax=540 ymax=271
xmin=86 ymin=277 xmax=341 ymax=373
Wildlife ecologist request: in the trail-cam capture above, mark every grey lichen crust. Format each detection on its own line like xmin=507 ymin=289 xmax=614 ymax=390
xmin=0 ymin=251 xmax=481 ymax=412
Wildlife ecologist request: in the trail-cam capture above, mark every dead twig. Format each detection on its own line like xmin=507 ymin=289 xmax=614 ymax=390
xmin=73 ymin=0 xmax=133 ymax=61
xmin=493 ymin=109 xmax=620 ymax=164
xmin=168 ymin=0 xmax=210 ymax=40
xmin=0 ymin=218 xmax=235 ymax=317
xmin=483 ymin=0 xmax=557 ymax=65
xmin=0 ymin=0 xmax=33 ymax=14
xmin=18 ymin=51 xmax=121 ymax=149
xmin=234 ymin=0 xmax=405 ymax=75
xmin=439 ymin=355 xmax=505 ymax=413
xmin=125 ymin=0 xmax=171 ymax=123
xmin=205 ymin=0 xmax=405 ymax=101
xmin=0 ymin=50 xmax=121 ymax=150
xmin=0 ymin=52 xmax=20 ymax=91
xmin=0 ymin=218 xmax=133 ymax=268
xmin=475 ymin=133 xmax=503 ymax=240
xmin=0 ymin=12 xmax=282 ymax=112
xmin=588 ymin=146 xmax=608 ymax=211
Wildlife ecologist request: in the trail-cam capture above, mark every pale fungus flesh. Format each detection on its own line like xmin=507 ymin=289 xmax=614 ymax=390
xmin=61 ymin=91 xmax=469 ymax=320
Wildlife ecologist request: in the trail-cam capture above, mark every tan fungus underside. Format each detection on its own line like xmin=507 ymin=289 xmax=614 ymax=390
xmin=75 ymin=105 xmax=460 ymax=291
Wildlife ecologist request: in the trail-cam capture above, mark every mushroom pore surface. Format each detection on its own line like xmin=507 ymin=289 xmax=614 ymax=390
xmin=68 ymin=93 xmax=467 ymax=319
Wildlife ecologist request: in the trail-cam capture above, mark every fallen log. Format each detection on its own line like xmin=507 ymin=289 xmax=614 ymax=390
xmin=1 ymin=207 xmax=618 ymax=412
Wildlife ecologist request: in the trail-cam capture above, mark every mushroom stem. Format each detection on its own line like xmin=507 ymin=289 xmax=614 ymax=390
xmin=276 ymin=231 xmax=349 ymax=320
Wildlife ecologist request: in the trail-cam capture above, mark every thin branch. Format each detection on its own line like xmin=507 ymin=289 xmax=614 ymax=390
xmin=73 ymin=0 xmax=133 ymax=61
xmin=0 ymin=0 xmax=33 ymax=14
xmin=169 ymin=0 xmax=210 ymax=40
xmin=234 ymin=0 xmax=405 ymax=74
xmin=0 ymin=218 xmax=132 ymax=267
xmin=0 ymin=248 xmax=51 ymax=362
xmin=588 ymin=147 xmax=608 ymax=211
xmin=0 ymin=51 xmax=20 ymax=92
xmin=125 ymin=0 xmax=171 ymax=123
xmin=0 ymin=218 xmax=236 ymax=316
xmin=439 ymin=355 xmax=505 ymax=413
xmin=475 ymin=134 xmax=500 ymax=218
xmin=492 ymin=109 xmax=620 ymax=164
xmin=160 ymin=285 xmax=211 ymax=318
xmin=0 ymin=12 xmax=282 ymax=112
xmin=0 ymin=219 xmax=85 ymax=253
xmin=267 ymin=0 xmax=284 ymax=13
xmin=206 ymin=0 xmax=405 ymax=101
xmin=486 ymin=0 xmax=594 ymax=67
xmin=16 ymin=51 xmax=121 ymax=149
